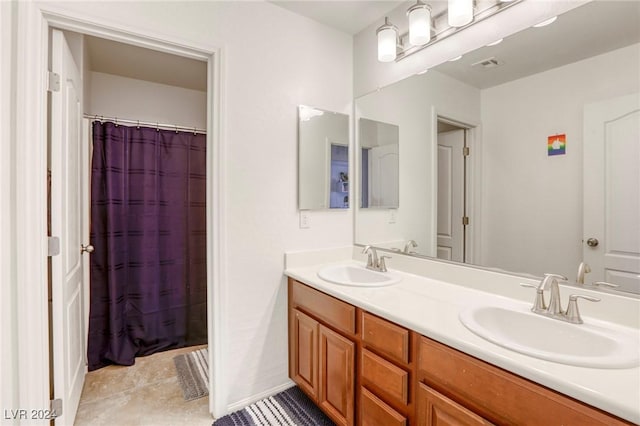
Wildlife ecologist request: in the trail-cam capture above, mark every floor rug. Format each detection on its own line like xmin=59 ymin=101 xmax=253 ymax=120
xmin=173 ymin=347 xmax=209 ymax=401
xmin=213 ymin=386 xmax=334 ymax=426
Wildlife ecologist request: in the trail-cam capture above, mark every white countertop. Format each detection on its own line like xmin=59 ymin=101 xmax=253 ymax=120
xmin=284 ymin=248 xmax=640 ymax=424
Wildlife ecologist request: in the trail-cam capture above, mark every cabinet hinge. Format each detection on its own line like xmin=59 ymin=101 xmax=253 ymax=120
xmin=462 ymin=216 xmax=469 ymax=226
xmin=50 ymin=398 xmax=62 ymax=418
xmin=48 ymin=236 xmax=60 ymax=257
xmin=47 ymin=71 xmax=60 ymax=92
xmin=463 ymin=146 xmax=470 ymax=157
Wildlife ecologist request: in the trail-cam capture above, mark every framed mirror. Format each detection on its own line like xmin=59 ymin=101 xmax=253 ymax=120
xmin=298 ymin=105 xmax=350 ymax=210
xmin=354 ymin=1 xmax=640 ymax=294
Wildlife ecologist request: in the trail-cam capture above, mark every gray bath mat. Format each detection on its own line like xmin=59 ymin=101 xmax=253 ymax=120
xmin=212 ymin=386 xmax=334 ymax=425
xmin=173 ymin=347 xmax=209 ymax=401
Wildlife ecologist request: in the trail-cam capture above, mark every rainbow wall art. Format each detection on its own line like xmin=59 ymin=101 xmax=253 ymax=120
xmin=548 ymin=134 xmax=566 ymax=156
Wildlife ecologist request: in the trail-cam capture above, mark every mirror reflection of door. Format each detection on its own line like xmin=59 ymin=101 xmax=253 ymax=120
xmin=583 ymin=93 xmax=640 ymax=294
xmin=437 ymin=121 xmax=468 ymax=262
xmin=359 ymin=118 xmax=400 ymax=208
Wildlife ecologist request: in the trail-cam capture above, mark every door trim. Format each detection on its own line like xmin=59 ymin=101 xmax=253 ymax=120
xmin=13 ymin=2 xmax=227 ymax=419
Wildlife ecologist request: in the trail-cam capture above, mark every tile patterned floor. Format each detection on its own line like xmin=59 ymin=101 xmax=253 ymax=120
xmin=74 ymin=345 xmax=213 ymax=426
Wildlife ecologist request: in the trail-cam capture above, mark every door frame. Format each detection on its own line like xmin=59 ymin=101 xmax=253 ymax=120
xmin=431 ymin=107 xmax=481 ymax=265
xmin=13 ymin=2 xmax=228 ymax=420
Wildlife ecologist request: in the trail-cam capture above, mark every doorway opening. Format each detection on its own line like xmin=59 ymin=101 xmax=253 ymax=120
xmin=436 ymin=117 xmax=473 ymax=263
xmin=47 ymin=27 xmax=214 ymax=424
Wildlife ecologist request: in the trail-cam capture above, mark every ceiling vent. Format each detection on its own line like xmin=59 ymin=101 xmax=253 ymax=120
xmin=471 ymin=57 xmax=504 ymax=68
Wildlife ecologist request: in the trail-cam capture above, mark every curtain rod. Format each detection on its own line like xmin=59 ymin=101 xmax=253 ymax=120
xmin=83 ymin=114 xmax=206 ymax=134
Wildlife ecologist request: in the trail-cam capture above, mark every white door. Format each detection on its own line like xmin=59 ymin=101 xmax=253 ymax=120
xmin=50 ymin=29 xmax=87 ymax=425
xmin=437 ymin=130 xmax=465 ymax=262
xmin=368 ymin=144 xmax=399 ymax=207
xmin=583 ymin=93 xmax=640 ymax=294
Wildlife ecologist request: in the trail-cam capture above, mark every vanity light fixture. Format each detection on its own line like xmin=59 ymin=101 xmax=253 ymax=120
xmin=377 ymin=17 xmax=399 ymax=62
xmin=407 ymin=1 xmax=432 ymax=46
xmin=376 ymin=0 xmax=523 ymax=63
xmin=486 ymin=38 xmax=503 ymax=46
xmin=448 ymin=0 xmax=474 ymax=27
xmin=449 ymin=55 xmax=463 ymax=61
xmin=533 ymin=16 xmax=557 ymax=28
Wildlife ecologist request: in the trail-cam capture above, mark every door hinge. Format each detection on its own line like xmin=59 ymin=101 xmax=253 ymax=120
xmin=462 ymin=216 xmax=469 ymax=226
xmin=463 ymin=146 xmax=470 ymax=157
xmin=50 ymin=398 xmax=62 ymax=419
xmin=47 ymin=236 xmax=60 ymax=257
xmin=47 ymin=71 xmax=60 ymax=92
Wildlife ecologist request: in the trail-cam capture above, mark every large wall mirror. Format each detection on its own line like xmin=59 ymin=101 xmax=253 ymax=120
xmin=355 ymin=1 xmax=640 ymax=294
xmin=299 ymin=105 xmax=350 ymax=210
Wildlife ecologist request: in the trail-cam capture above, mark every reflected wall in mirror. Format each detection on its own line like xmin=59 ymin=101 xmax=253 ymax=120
xmin=298 ymin=105 xmax=349 ymax=210
xmin=355 ymin=1 xmax=640 ymax=294
xmin=359 ymin=118 xmax=399 ymax=208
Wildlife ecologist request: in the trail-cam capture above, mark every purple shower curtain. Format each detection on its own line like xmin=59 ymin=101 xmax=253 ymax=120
xmin=88 ymin=121 xmax=207 ymax=371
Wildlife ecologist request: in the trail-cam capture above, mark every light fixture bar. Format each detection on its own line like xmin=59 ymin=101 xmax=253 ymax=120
xmin=393 ymin=0 xmax=523 ymax=62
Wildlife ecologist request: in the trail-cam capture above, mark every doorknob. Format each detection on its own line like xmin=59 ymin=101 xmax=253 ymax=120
xmin=81 ymin=244 xmax=94 ymax=254
xmin=586 ymin=238 xmax=599 ymax=247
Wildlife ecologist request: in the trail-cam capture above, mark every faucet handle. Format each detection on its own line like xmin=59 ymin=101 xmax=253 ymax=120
xmin=520 ymin=283 xmax=546 ymax=313
xmin=565 ymin=294 xmax=600 ymax=324
xmin=591 ymin=281 xmax=619 ymax=289
xmin=378 ymin=255 xmax=391 ymax=272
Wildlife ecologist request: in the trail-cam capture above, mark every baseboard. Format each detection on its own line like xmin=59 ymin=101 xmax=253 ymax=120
xmin=225 ymin=379 xmax=296 ymax=413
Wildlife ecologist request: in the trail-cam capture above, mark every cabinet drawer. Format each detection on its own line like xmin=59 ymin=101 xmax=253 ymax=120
xmin=360 ymin=387 xmax=407 ymax=426
xmin=291 ymin=280 xmax=355 ymax=335
xmin=361 ymin=311 xmax=409 ymax=364
xmin=418 ymin=336 xmax=632 ymax=426
xmin=361 ymin=349 xmax=408 ymax=404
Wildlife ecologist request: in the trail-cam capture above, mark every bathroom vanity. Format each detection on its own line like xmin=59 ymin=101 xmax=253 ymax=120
xmin=285 ymin=248 xmax=640 ymax=426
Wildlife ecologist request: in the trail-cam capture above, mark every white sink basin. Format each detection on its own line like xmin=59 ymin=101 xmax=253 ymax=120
xmin=459 ymin=305 xmax=640 ymax=369
xmin=318 ymin=264 xmax=401 ymax=287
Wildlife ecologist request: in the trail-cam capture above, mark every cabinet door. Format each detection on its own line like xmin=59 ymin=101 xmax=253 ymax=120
xmin=318 ymin=324 xmax=355 ymax=426
xmin=291 ymin=309 xmax=319 ymax=400
xmin=417 ymin=383 xmax=491 ymax=426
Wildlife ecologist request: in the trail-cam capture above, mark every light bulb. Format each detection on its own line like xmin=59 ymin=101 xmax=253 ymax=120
xmin=448 ymin=0 xmax=473 ymax=27
xmin=377 ymin=18 xmax=398 ymax=62
xmin=407 ymin=2 xmax=431 ymax=46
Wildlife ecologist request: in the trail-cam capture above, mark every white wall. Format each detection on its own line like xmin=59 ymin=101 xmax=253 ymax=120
xmin=480 ymin=43 xmax=640 ymax=279
xmin=356 ymin=70 xmax=481 ymax=255
xmin=88 ymin=71 xmax=207 ymax=129
xmin=4 ymin=0 xmax=352 ymax=414
xmin=353 ymin=1 xmax=587 ymax=97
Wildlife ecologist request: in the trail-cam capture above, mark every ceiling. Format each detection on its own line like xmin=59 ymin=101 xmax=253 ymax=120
xmin=85 ymin=1 xmax=639 ymax=92
xmin=433 ymin=0 xmax=640 ymax=89
xmin=85 ymin=35 xmax=207 ymax=92
xmin=270 ymin=0 xmax=405 ymax=34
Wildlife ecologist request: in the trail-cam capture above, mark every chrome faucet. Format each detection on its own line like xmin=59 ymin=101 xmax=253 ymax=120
xmin=403 ymin=240 xmax=418 ymax=254
xmin=539 ymin=273 xmax=566 ymax=316
xmin=362 ymin=245 xmax=390 ymax=272
xmin=576 ymin=262 xmax=591 ymax=284
xmin=522 ymin=273 xmax=601 ymax=324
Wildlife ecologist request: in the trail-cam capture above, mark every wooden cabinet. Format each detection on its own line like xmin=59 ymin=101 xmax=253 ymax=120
xmin=289 ymin=279 xmax=633 ymax=426
xmin=318 ymin=325 xmax=355 ymax=426
xmin=290 ymin=309 xmax=318 ymax=399
xmin=361 ymin=387 xmax=407 ymax=426
xmin=359 ymin=311 xmax=412 ymax=425
xmin=289 ymin=280 xmax=356 ymax=426
xmin=416 ymin=383 xmax=490 ymax=426
xmin=417 ymin=336 xmax=632 ymax=426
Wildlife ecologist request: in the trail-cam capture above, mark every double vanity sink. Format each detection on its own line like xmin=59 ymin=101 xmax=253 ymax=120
xmin=284 ymin=250 xmax=640 ymax=424
xmin=316 ymin=263 xmax=640 ymax=370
